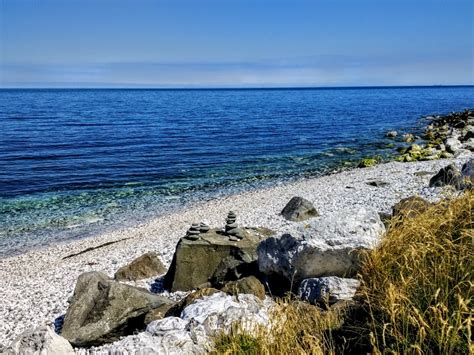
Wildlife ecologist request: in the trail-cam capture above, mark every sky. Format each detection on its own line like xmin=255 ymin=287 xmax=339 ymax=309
xmin=0 ymin=0 xmax=472 ymax=88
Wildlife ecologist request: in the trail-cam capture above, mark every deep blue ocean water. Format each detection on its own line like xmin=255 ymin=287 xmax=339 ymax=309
xmin=1 ymin=87 xmax=473 ymax=256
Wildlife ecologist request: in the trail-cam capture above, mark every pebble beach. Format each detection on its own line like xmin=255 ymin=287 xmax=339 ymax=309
xmin=0 ymin=156 xmax=470 ymax=349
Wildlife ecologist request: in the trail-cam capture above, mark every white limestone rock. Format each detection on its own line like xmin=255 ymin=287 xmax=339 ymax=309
xmin=258 ymin=208 xmax=385 ymax=282
xmin=88 ymin=292 xmax=274 ymax=354
xmin=182 ymin=292 xmax=273 ymax=341
xmin=298 ymin=276 xmax=360 ymax=304
xmin=7 ymin=326 xmax=74 ymax=355
xmin=445 ymin=137 xmax=462 ymax=153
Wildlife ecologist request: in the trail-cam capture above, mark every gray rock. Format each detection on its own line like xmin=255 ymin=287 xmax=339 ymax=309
xmin=385 ymin=130 xmax=398 ymax=138
xmin=281 ymin=196 xmax=319 ymax=222
xmin=163 ymin=228 xmax=266 ymax=291
xmin=403 ymin=133 xmax=415 ymax=142
xmin=366 ymin=180 xmax=389 ymax=187
xmin=462 ymin=138 xmax=474 ymax=151
xmin=221 ymin=276 xmax=266 ymax=300
xmin=392 ymin=196 xmax=432 ymax=219
xmin=8 ymin=326 xmax=74 ymax=355
xmin=429 ymin=164 xmax=463 ymax=190
xmin=445 ymin=137 xmax=462 ymax=153
xmin=461 ymin=159 xmax=474 ymax=188
xmin=61 ymin=271 xmax=173 ymax=347
xmin=298 ymin=277 xmax=360 ymax=305
xmin=114 ymin=252 xmax=166 ymax=281
xmin=258 ymin=208 xmax=385 ymax=283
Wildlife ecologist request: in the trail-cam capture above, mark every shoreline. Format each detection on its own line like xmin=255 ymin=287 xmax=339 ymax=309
xmin=0 ymin=156 xmax=471 ymax=347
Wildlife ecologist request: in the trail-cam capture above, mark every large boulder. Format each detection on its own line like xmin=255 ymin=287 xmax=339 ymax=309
xmin=61 ymin=271 xmax=174 ymax=347
xmin=163 ymin=228 xmax=268 ymax=292
xmin=7 ymin=326 xmax=74 ymax=355
xmin=429 ymin=164 xmax=463 ymax=190
xmin=281 ymin=196 xmax=319 ymax=222
xmin=114 ymin=251 xmax=166 ymax=281
xmin=298 ymin=277 xmax=360 ymax=305
xmin=258 ymin=208 xmax=385 ymax=285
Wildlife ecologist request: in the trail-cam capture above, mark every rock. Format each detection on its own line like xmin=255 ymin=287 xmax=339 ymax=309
xmin=462 ymin=138 xmax=474 ymax=151
xmin=61 ymin=271 xmax=174 ymax=347
xmin=392 ymin=196 xmax=431 ymax=219
xmin=429 ymin=164 xmax=463 ymax=190
xmin=385 ymin=130 xmax=397 ymax=138
xmin=99 ymin=318 xmax=201 ymax=354
xmin=118 ymin=293 xmax=273 ymax=354
xmin=258 ymin=208 xmax=385 ymax=284
xmin=366 ymin=180 xmax=389 ymax=187
xmin=144 ymin=302 xmax=179 ymax=325
xmin=461 ymin=159 xmax=474 ymax=188
xmin=199 ymin=221 xmax=210 ymax=233
xmin=461 ymin=159 xmax=473 ymax=177
xmin=181 ymin=292 xmax=273 ymax=339
xmin=357 ymin=158 xmax=378 ymax=168
xmin=211 ymin=255 xmax=256 ymax=288
xmin=224 ymin=211 xmax=246 ymax=239
xmin=445 ymin=137 xmax=462 ymax=153
xmin=163 ymin=229 xmax=266 ymax=291
xmin=403 ymin=133 xmax=415 ymax=142
xmin=378 ymin=212 xmax=392 ymax=229
xmin=298 ymin=277 xmax=360 ymax=305
xmin=463 ymin=127 xmax=474 ymax=141
xmin=185 ymin=223 xmax=201 ymax=240
xmin=7 ymin=326 xmax=74 ymax=355
xmin=281 ymin=196 xmax=319 ymax=222
xmin=114 ymin=252 xmax=166 ymax=281
xmin=165 ymin=288 xmax=220 ymax=317
xmin=221 ymin=276 xmax=266 ymax=300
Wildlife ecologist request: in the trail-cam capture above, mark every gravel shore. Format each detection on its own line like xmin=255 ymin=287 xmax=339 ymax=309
xmin=0 ymin=156 xmax=470 ymax=348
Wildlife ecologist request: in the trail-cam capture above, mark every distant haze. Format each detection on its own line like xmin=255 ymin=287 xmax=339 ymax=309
xmin=1 ymin=0 xmax=472 ymax=88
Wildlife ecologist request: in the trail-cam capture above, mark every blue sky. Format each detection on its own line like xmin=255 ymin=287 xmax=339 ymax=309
xmin=0 ymin=0 xmax=472 ymax=87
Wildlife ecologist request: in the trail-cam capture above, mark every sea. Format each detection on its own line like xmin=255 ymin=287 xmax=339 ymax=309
xmin=1 ymin=86 xmax=473 ymax=257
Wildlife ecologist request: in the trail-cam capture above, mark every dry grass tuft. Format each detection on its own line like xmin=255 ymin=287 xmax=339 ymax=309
xmin=212 ymin=298 xmax=346 ymax=354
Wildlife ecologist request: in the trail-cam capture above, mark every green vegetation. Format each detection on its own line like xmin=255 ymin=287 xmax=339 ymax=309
xmin=212 ymin=191 xmax=473 ymax=354
xmin=358 ymin=156 xmax=381 ymax=168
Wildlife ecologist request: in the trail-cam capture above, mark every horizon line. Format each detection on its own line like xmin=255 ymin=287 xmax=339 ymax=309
xmin=1 ymin=84 xmax=474 ymax=90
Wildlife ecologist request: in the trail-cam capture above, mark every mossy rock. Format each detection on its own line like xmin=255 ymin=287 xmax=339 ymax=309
xmin=358 ymin=157 xmax=379 ymax=168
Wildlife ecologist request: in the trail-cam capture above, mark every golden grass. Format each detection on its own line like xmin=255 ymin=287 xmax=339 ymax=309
xmin=361 ymin=190 xmax=473 ymax=354
xmin=212 ymin=299 xmax=345 ymax=354
xmin=212 ymin=191 xmax=473 ymax=354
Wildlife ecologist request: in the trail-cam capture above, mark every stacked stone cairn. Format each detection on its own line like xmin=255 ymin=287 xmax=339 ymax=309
xmin=185 ymin=223 xmax=201 ymax=240
xmin=199 ymin=221 xmax=210 ymax=233
xmin=224 ymin=211 xmax=244 ymax=241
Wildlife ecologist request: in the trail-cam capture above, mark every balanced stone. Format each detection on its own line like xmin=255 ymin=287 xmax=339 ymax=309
xmin=199 ymin=222 xmax=210 ymax=233
xmin=225 ymin=211 xmax=237 ymax=232
xmin=185 ymin=223 xmax=201 ymax=240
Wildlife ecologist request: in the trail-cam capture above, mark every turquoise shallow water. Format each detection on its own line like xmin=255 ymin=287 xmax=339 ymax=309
xmin=1 ymin=86 xmax=473 ymax=256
